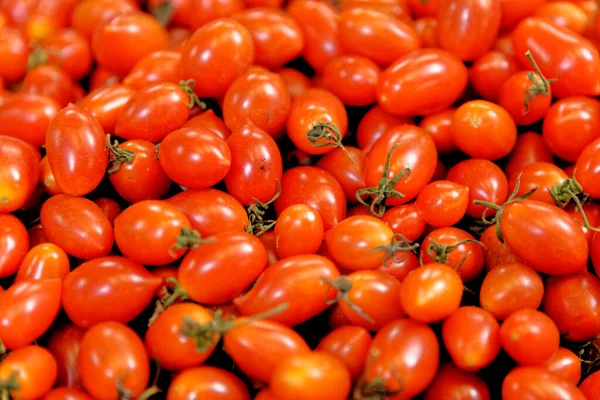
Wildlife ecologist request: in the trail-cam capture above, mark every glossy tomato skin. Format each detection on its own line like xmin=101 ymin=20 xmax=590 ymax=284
xmin=40 ymin=195 xmax=114 ymax=260
xmin=416 ymin=180 xmax=469 ymax=227
xmin=0 ymin=345 xmax=58 ymax=400
xmin=438 ymin=0 xmax=501 ymax=61
xmin=167 ymin=189 xmax=248 ymax=237
xmin=109 ymin=139 xmax=172 ymax=203
xmin=22 ymin=64 xmax=76 ymax=108
xmin=275 ymin=166 xmax=346 ymax=230
xmin=502 ymin=367 xmax=586 ymax=400
xmin=356 ymin=105 xmax=412 ymax=152
xmin=183 ymin=109 xmax=231 ymax=140
xmin=114 ymin=82 xmax=190 ymax=142
xmin=274 ymin=204 xmax=324 ymax=258
xmin=93 ymin=198 xmax=122 ymax=226
xmin=123 ymin=50 xmax=182 ymax=90
xmin=0 ymin=213 xmax=29 ymax=277
xmin=62 ymin=256 xmax=161 ymax=328
xmin=15 ymin=243 xmax=70 ymax=282
xmin=277 ymin=68 xmax=312 ymax=98
xmin=319 ymin=55 xmax=381 ymax=107
xmin=543 ymin=273 xmax=600 ymax=341
xmin=181 ymin=18 xmax=254 ymax=98
xmin=223 ymin=319 xmax=311 ymax=383
xmin=500 ymin=200 xmax=588 ymax=275
xmin=79 ymin=322 xmax=150 ymax=400
xmin=166 ymin=366 xmax=250 ymax=400
xmin=316 ymin=147 xmax=366 ymax=203
xmin=234 ymin=255 xmax=340 ymax=326
xmin=316 ymin=326 xmax=372 ymax=381
xmin=223 ymin=68 xmax=291 ymax=137
xmin=499 ymin=70 xmax=552 ymax=126
xmin=0 ymin=93 xmax=60 ymax=147
xmin=414 ymin=17 xmax=438 ymax=48
xmin=43 ymin=387 xmax=92 ymax=400
xmin=543 ymin=96 xmax=600 ymax=162
xmin=381 ymin=204 xmax=426 ymax=242
xmin=510 ymin=162 xmax=567 ymax=205
xmin=575 ymin=137 xmax=600 ymax=198
xmin=45 ymin=104 xmax=108 ymax=196
xmin=419 ymin=108 xmax=457 ymax=154
xmin=505 ymin=131 xmax=553 ymax=179
xmin=114 ymin=200 xmax=192 ymax=266
xmin=47 ymin=323 xmax=85 ymax=388
xmin=365 ymin=319 xmax=439 ymax=399
xmin=481 ymin=225 xmax=521 ymax=270
xmin=512 ymin=17 xmax=600 ymax=98
xmin=225 ymin=124 xmax=283 ymax=205
xmin=0 ymin=279 xmax=62 ymax=350
xmin=0 ymin=27 xmax=29 ymax=83
xmin=78 ymin=84 xmax=135 ymax=134
xmin=36 ymin=28 xmax=92 ymax=81
xmin=543 ymin=347 xmax=581 ymax=385
xmin=579 ymin=370 xmax=600 ymax=399
xmin=92 ymin=11 xmax=169 ymax=78
xmin=470 ymin=51 xmax=520 ymax=103
xmin=70 ymin=0 xmax=137 ymax=39
xmin=424 ymin=363 xmax=490 ymax=400
xmin=377 ymin=49 xmax=468 ymax=116
xmin=0 ymin=135 xmax=40 ymax=213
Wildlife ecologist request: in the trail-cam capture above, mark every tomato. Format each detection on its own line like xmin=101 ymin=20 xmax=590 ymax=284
xmin=275 ymin=166 xmax=346 ymax=230
xmin=15 ymin=243 xmax=69 ymax=282
xmin=33 ymin=28 xmax=92 ymax=80
xmin=443 ymin=307 xmax=501 ymax=372
xmin=317 ymin=326 xmax=372 ymax=382
xmin=223 ymin=319 xmax=311 ymax=383
xmin=0 ymin=136 xmax=40 ymax=213
xmin=502 ymin=367 xmax=586 ymax=400
xmin=0 ymin=346 xmax=57 ymax=400
xmin=575 ymin=137 xmax=600 ymax=198
xmin=122 ymin=50 xmax=181 ymax=90
xmin=114 ymin=200 xmax=193 ymax=266
xmin=414 ymin=17 xmax=438 ymax=48
xmin=78 ymin=84 xmax=135 ymax=135
xmin=181 ymin=19 xmax=254 ymax=98
xmin=505 ymin=131 xmax=553 ymax=180
xmin=93 ymin=198 xmax=122 ymax=225
xmin=107 ymin=139 xmax=171 ymax=203
xmin=377 ymin=49 xmax=468 ymax=116
xmin=579 ymin=370 xmax=600 ymax=399
xmin=508 ymin=162 xmax=566 ymax=205
xmin=277 ymin=68 xmax=311 ymax=98
xmin=512 ymin=17 xmax=600 ymax=98
xmin=287 ymin=0 xmax=340 ymax=72
xmin=39 ymin=157 xmax=60 ymax=197
xmin=447 ymin=158 xmax=509 ymax=218
xmin=41 ymin=195 xmax=114 ymax=259
xmin=363 ymin=319 xmax=439 ymax=399
xmin=0 ymin=213 xmax=28 ymax=278
xmin=21 ymin=65 xmax=76 ymax=107
xmin=0 ymin=93 xmax=60 ymax=148
xmin=47 ymin=323 xmax=85 ymax=388
xmin=43 ymin=387 xmax=92 ymax=400
xmin=543 ymin=348 xmax=581 ymax=385
xmin=62 ymin=256 xmax=161 ymax=328
xmin=167 ymin=366 xmax=250 ymax=400
xmin=89 ymin=66 xmax=120 ymax=91
xmin=381 ymin=204 xmax=426 ymax=242
xmin=499 ymin=68 xmax=552 ymax=127
xmin=568 ymin=202 xmax=600 ymax=245
xmin=319 ymin=55 xmax=380 ymax=107
xmin=183 ymin=109 xmax=231 ymax=140
xmin=533 ymin=1 xmax=588 ymax=35
xmin=593 ymin=232 xmax=600 ymax=274
xmin=234 ymin=255 xmax=339 ymax=326
xmin=70 ymin=0 xmax=136 ymax=38
xmin=274 ymin=204 xmax=324 ymax=258
xmin=223 ymin=69 xmax=291 ymax=137
xmin=378 ymin=251 xmax=419 ymax=281
xmin=470 ymin=51 xmax=520 ymax=102
xmin=79 ymin=322 xmax=149 ymax=400
xmin=356 ymin=105 xmax=412 ymax=152
xmin=0 ymin=27 xmax=29 ymax=83
xmin=543 ymin=272 xmax=600 ymax=341
xmin=424 ymin=363 xmax=490 ymax=400
xmin=28 ymin=223 xmax=49 ymax=248
xmin=0 ymin=279 xmax=61 ymax=350
xmin=415 ymin=180 xmax=469 ymax=227
xmin=317 ymin=147 xmax=366 ymax=203
xmin=418 ymin=108 xmax=456 ymax=154
xmin=225 ymin=124 xmax=283 ymax=206
xmin=114 ymin=82 xmax=192 ymax=142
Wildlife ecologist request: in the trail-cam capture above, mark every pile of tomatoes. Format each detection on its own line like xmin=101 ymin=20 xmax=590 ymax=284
xmin=2 ymin=0 xmax=600 ymax=399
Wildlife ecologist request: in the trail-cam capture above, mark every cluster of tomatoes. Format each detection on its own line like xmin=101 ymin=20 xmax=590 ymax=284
xmin=2 ymin=0 xmax=600 ymax=399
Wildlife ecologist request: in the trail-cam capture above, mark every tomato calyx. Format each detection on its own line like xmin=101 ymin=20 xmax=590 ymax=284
xmin=356 ymin=143 xmax=411 ymax=217
xmin=244 ymin=181 xmax=281 ymax=237
xmin=148 ymin=277 xmax=189 ymax=326
xmin=550 ymin=175 xmax=600 ymax=232
xmin=372 ymin=233 xmax=420 ymax=267
xmin=473 ymin=173 xmax=536 ymax=243
xmin=523 ymin=50 xmax=557 ymax=113
xmin=306 ymin=121 xmax=357 ymax=165
xmin=354 ymin=351 xmax=404 ymax=400
xmin=0 ymin=372 xmax=19 ymax=400
xmin=423 ymin=237 xmax=486 ymax=271
xmin=181 ymin=303 xmax=289 ymax=353
xmin=106 ymin=134 xmax=136 ymax=174
xmin=179 ymin=80 xmax=207 ymax=110
xmin=150 ymin=1 xmax=174 ymax=26
xmin=577 ymin=336 xmax=600 ymax=374
xmin=321 ymin=276 xmax=375 ymax=324
xmin=169 ymin=227 xmax=214 ymax=256
xmin=26 ymin=45 xmax=47 ymax=71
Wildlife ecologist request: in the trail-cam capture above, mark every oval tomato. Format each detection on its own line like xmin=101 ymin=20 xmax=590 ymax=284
xmin=505 ymin=131 xmax=553 ymax=180
xmin=78 ymin=84 xmax=135 ymax=134
xmin=15 ymin=243 xmax=70 ymax=282
xmin=575 ymin=137 xmax=600 ymax=199
xmin=470 ymin=51 xmax=520 ymax=103
xmin=424 ymin=363 xmax=490 ymax=400
xmin=0 ymin=27 xmax=29 ymax=83
xmin=317 ymin=326 xmax=372 ymax=382
xmin=274 ymin=204 xmax=324 ymax=258
xmin=356 ymin=105 xmax=412 ymax=152
xmin=0 ymin=346 xmax=57 ymax=400
xmin=418 ymin=108 xmax=457 ymax=154
xmin=543 ymin=347 xmax=581 ymax=385
xmin=415 ymin=180 xmax=469 ymax=227
xmin=43 ymin=387 xmax=92 ymax=400
xmin=0 ymin=93 xmax=60 ymax=148
xmin=0 ymin=135 xmax=40 ymax=213
xmin=0 ymin=213 xmax=29 ymax=278
xmin=21 ymin=64 xmax=76 ymax=108
xmin=166 ymin=366 xmax=250 ymax=400
xmin=320 ymin=55 xmax=381 ymax=107
xmin=502 ymin=367 xmax=586 ymax=400
xmin=123 ymin=50 xmax=181 ymax=90
xmin=47 ymin=323 xmax=85 ymax=388
xmin=182 ymin=109 xmax=231 ymax=140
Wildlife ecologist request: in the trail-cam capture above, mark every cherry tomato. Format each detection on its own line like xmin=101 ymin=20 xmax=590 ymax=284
xmin=21 ymin=65 xmax=76 ymax=107
xmin=507 ymin=162 xmax=565 ymax=205
xmin=317 ymin=147 xmax=366 ymax=203
xmin=0 ymin=279 xmax=61 ymax=350
xmin=182 ymin=109 xmax=231 ymax=140
xmin=319 ymin=55 xmax=380 ymax=107
xmin=568 ymin=202 xmax=600 ymax=244
xmin=424 ymin=363 xmax=491 ymax=400
xmin=512 ymin=17 xmax=600 ymax=98
xmin=575 ymin=137 xmax=600 ymax=198
xmin=277 ymin=68 xmax=312 ymax=98
xmin=274 ymin=204 xmax=324 ymax=259
xmin=70 ymin=0 xmax=137 ymax=39
xmin=15 ymin=243 xmax=69 ymax=282
xmin=414 ymin=17 xmax=438 ymax=48
xmin=418 ymin=108 xmax=457 ymax=154
xmin=43 ymin=387 xmax=92 ymax=400
xmin=381 ymin=204 xmax=426 ymax=242
xmin=593 ymin=232 xmax=600 ymax=274
xmin=123 ymin=50 xmax=181 ymax=90
xmin=0 ymin=27 xmax=29 ymax=83
xmin=93 ymin=197 xmax=122 ymax=225
xmin=78 ymin=84 xmax=135 ymax=134
xmin=533 ymin=1 xmax=588 ymax=35
xmin=179 ymin=0 xmax=245 ymax=30
xmin=38 ymin=156 xmax=60 ymax=196
xmin=0 ymin=135 xmax=40 ymax=213
xmin=47 ymin=323 xmax=85 ymax=388
xmin=499 ymin=70 xmax=552 ymax=126
xmin=502 ymin=367 xmax=586 ymax=400
xmin=470 ymin=51 xmax=520 ymax=102
xmin=34 ymin=28 xmax=92 ymax=80
xmin=505 ymin=131 xmax=553 ymax=180
xmin=40 ymin=194 xmax=114 ymax=259
xmin=0 ymin=213 xmax=29 ymax=278
xmin=0 ymin=346 xmax=57 ymax=400
xmin=543 ymin=347 xmax=581 ymax=385
xmin=377 ymin=49 xmax=468 ymax=116
xmin=415 ymin=180 xmax=469 ymax=227
xmin=0 ymin=93 xmax=60 ymax=148
xmin=356 ymin=105 xmax=412 ymax=152
xmin=317 ymin=326 xmax=372 ymax=382
xmin=378 ymin=250 xmax=420 ymax=281
xmin=167 ymin=366 xmax=250 ymax=400
xmin=579 ymin=370 xmax=600 ymax=399
xmin=89 ymin=66 xmax=120 ymax=91
xmin=79 ymin=322 xmax=150 ymax=400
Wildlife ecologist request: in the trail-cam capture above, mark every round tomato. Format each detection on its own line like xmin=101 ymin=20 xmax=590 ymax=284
xmin=0 ymin=27 xmax=29 ymax=83
xmin=78 ymin=84 xmax=135 ymax=134
xmin=274 ymin=204 xmax=324 ymax=258
xmin=415 ymin=180 xmax=469 ymax=227
xmin=480 ymin=225 xmax=521 ymax=270
xmin=0 ymin=93 xmax=60 ymax=148
xmin=22 ymin=65 xmax=76 ymax=107
xmin=47 ymin=323 xmax=85 ymax=388
xmin=499 ymin=68 xmax=552 ymax=126
xmin=418 ymin=108 xmax=457 ymax=154
xmin=316 ymin=147 xmax=367 ymax=203
xmin=575 ymin=137 xmax=600 ymax=199
xmin=424 ymin=363 xmax=490 ymax=400
xmin=43 ymin=387 xmax=92 ymax=400
xmin=0 ymin=135 xmax=40 ymax=213
xmin=166 ymin=366 xmax=250 ymax=400
xmin=0 ymin=346 xmax=57 ymax=400
xmin=182 ymin=109 xmax=231 ymax=140
xmin=579 ymin=370 xmax=600 ymax=399
xmin=381 ymin=204 xmax=426 ymax=242
xmin=543 ymin=347 xmax=581 ymax=385
xmin=277 ymin=67 xmax=312 ymax=98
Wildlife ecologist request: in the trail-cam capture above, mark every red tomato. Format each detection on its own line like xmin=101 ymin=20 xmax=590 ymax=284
xmin=470 ymin=51 xmax=520 ymax=102
xmin=543 ymin=272 xmax=600 ymax=341
xmin=418 ymin=108 xmax=457 ymax=154
xmin=274 ymin=204 xmax=324 ymax=258
xmin=508 ymin=161 xmax=567 ymax=205
xmin=568 ymin=202 xmax=600 ymax=245
xmin=78 ymin=84 xmax=135 ymax=134
xmin=502 ymin=367 xmax=586 ymax=400
xmin=381 ymin=204 xmax=426 ymax=242
xmin=39 ymin=155 xmax=61 ymax=195
xmin=225 ymin=124 xmax=283 ymax=206
xmin=533 ymin=1 xmax=588 ymax=35
xmin=45 ymin=104 xmax=108 ymax=196
xmin=114 ymin=200 xmax=193 ymax=266
xmin=415 ymin=180 xmax=469 ymax=227
xmin=47 ymin=323 xmax=85 ymax=388
xmin=108 ymin=139 xmax=172 ymax=203
xmin=320 ymin=55 xmax=381 ymax=107
xmin=41 ymin=195 xmax=114 ymax=260
xmin=481 ymin=225 xmax=521 ymax=271
xmin=70 ymin=0 xmax=137 ymax=39
xmin=437 ymin=0 xmax=501 ymax=61
xmin=363 ymin=319 xmax=439 ymax=399
xmin=0 ymin=213 xmax=29 ymax=278
xmin=234 ymin=255 xmax=340 ymax=326
xmin=166 ymin=366 xmax=250 ymax=400
xmin=277 ymin=68 xmax=312 ymax=98
xmin=443 ymin=307 xmax=501 ymax=372
xmin=93 ymin=197 xmax=122 ymax=225
xmin=0 ymin=27 xmax=29 ymax=83
xmin=89 ymin=66 xmax=119 ymax=91
xmin=34 ymin=28 xmax=92 ymax=80
xmin=424 ymin=363 xmax=490 ymax=400
xmin=0 ymin=93 xmax=60 ymax=148
xmin=505 ymin=131 xmax=553 ymax=179
xmin=579 ymin=370 xmax=600 ymax=399
xmin=28 ymin=224 xmax=49 ymax=248
xmin=575 ymin=137 xmax=600 ymax=198
xmin=317 ymin=147 xmax=367 ymax=203
xmin=62 ymin=256 xmax=161 ymax=328
xmin=593 ymin=232 xmax=600 ymax=274
xmin=43 ymin=387 xmax=92 ymax=400
xmin=0 ymin=279 xmax=61 ymax=350
xmin=414 ymin=17 xmax=438 ymax=48
xmin=123 ymin=50 xmax=181 ymax=90
xmin=178 ymin=0 xmax=244 ymax=31
xmin=500 ymin=0 xmax=546 ymax=30
xmin=378 ymin=249 xmax=420 ymax=281
xmin=223 ymin=68 xmax=291 ymax=137
xmin=182 ymin=109 xmax=231 ymax=140
xmin=377 ymin=49 xmax=468 ymax=116
xmin=15 ymin=243 xmax=69 ymax=282
xmin=407 ymin=0 xmax=440 ymax=17
xmin=0 ymin=346 xmax=57 ymax=400
xmin=356 ymin=105 xmax=412 ymax=152
xmin=181 ymin=18 xmax=254 ymax=98
xmin=21 ymin=65 xmax=76 ymax=107
xmin=512 ymin=17 xmax=600 ymax=98
xmin=275 ymin=166 xmax=346 ymax=230
xmin=79 ymin=322 xmax=150 ymax=400
xmin=499 ymin=68 xmax=552 ymax=126
xmin=0 ymin=135 xmax=40 ymax=213
xmin=317 ymin=326 xmax=372 ymax=382
xmin=543 ymin=347 xmax=581 ymax=385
